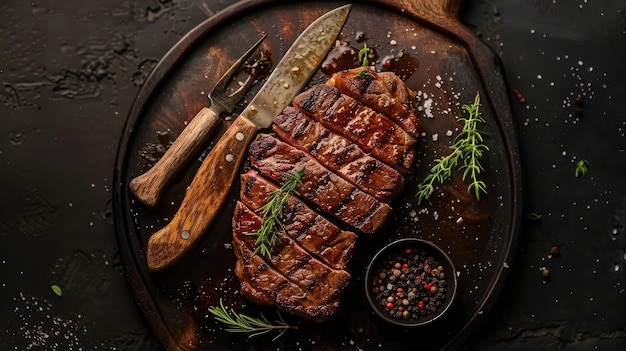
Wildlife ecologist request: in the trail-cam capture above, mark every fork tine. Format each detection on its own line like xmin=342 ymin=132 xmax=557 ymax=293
xmin=210 ymin=34 xmax=267 ymax=113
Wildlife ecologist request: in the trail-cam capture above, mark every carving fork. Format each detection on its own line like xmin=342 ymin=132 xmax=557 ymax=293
xmin=129 ymin=34 xmax=267 ymax=207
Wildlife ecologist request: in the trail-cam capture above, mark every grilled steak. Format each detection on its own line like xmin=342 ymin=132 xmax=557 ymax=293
xmin=327 ymin=66 xmax=421 ymax=137
xmin=232 ymin=201 xmax=350 ymax=321
xmin=240 ymin=170 xmax=356 ymax=270
xmin=248 ymin=133 xmax=392 ymax=234
xmin=292 ymin=84 xmax=416 ymax=173
xmin=232 ymin=68 xmax=421 ymax=322
xmin=232 ymin=219 xmax=341 ymax=321
xmin=272 ymin=106 xmax=404 ymax=203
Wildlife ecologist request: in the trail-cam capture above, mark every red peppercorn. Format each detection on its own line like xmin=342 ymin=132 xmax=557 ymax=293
xmin=402 ymin=263 xmax=409 ymax=270
xmin=405 ymin=248 xmax=412 ymax=254
xmin=424 ymin=283 xmax=433 ymax=290
xmin=386 ymin=302 xmax=394 ymax=309
xmin=417 ymin=301 xmax=425 ymax=309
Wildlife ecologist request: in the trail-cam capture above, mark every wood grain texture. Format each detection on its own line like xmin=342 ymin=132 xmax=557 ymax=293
xmin=146 ymin=116 xmax=257 ymax=271
xmin=129 ymin=107 xmax=221 ymax=207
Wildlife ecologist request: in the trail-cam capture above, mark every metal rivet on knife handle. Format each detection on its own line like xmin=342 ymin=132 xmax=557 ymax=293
xmin=146 ymin=5 xmax=351 ymax=272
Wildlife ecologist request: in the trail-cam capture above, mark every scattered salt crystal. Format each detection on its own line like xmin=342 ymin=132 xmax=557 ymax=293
xmin=446 ymin=130 xmax=453 ymax=137
xmin=390 ymin=39 xmax=397 ymax=45
xmin=423 ymin=98 xmax=433 ymax=118
xmin=432 ymin=134 xmax=438 ymax=142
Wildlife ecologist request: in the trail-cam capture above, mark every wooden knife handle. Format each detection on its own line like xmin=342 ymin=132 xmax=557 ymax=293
xmin=129 ymin=107 xmax=221 ymax=207
xmin=146 ymin=116 xmax=258 ymax=271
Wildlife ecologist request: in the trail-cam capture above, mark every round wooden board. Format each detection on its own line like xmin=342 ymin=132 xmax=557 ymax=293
xmin=113 ymin=1 xmax=522 ymax=350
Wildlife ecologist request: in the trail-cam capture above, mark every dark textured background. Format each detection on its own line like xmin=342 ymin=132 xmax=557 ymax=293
xmin=1 ymin=0 xmax=624 ymax=350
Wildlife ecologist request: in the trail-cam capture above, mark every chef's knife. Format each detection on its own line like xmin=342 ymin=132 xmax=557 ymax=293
xmin=146 ymin=5 xmax=351 ymax=271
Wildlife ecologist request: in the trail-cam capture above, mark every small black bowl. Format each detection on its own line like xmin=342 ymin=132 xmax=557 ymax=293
xmin=364 ymin=238 xmax=458 ymax=327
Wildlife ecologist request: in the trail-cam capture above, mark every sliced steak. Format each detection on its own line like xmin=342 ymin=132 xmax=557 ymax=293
xmin=232 ymin=221 xmax=340 ymax=321
xmin=292 ymin=84 xmax=416 ymax=173
xmin=272 ymin=106 xmax=404 ymax=203
xmin=232 ymin=201 xmax=350 ymax=321
xmin=240 ymin=170 xmax=356 ymax=270
xmin=327 ymin=66 xmax=421 ymax=137
xmin=248 ymin=133 xmax=392 ymax=234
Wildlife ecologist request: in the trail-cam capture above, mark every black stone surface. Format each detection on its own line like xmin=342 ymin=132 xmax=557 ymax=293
xmin=1 ymin=0 xmax=624 ymax=350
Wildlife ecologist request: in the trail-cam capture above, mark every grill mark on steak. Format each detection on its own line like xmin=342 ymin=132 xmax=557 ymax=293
xmin=327 ymin=66 xmax=421 ymax=137
xmin=232 ymin=225 xmax=339 ymax=321
xmin=248 ymin=134 xmax=392 ymax=234
xmin=240 ymin=170 xmax=356 ymax=270
xmin=272 ymin=106 xmax=404 ymax=202
xmin=233 ymin=202 xmax=350 ymax=306
xmin=292 ymin=84 xmax=416 ymax=173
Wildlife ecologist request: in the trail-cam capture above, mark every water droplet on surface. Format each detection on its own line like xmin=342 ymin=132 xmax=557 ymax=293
xmin=9 ymin=131 xmax=25 ymax=145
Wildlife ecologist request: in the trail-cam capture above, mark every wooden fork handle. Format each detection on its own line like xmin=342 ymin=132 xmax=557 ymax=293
xmin=129 ymin=107 xmax=221 ymax=207
xmin=146 ymin=116 xmax=258 ymax=271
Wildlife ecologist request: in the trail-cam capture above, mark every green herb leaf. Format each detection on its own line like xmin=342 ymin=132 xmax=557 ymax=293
xmin=358 ymin=43 xmax=371 ymax=67
xmin=575 ymin=159 xmax=589 ymax=177
xmin=356 ymin=69 xmax=375 ymax=79
xmin=251 ymin=168 xmax=305 ymax=258
xmin=51 ymin=285 xmax=63 ymax=297
xmin=208 ymin=299 xmax=296 ymax=341
xmin=416 ymin=93 xmax=488 ymax=204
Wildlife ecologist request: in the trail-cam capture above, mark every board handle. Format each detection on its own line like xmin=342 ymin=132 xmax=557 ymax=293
xmin=129 ymin=107 xmax=221 ymax=207
xmin=145 ymin=115 xmax=258 ymax=271
xmin=416 ymin=0 xmax=463 ymax=18
xmin=409 ymin=0 xmax=463 ymax=20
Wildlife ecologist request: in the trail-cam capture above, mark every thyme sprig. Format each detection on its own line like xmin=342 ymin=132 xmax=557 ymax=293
xmin=252 ymin=168 xmax=305 ymax=258
xmin=417 ymin=93 xmax=488 ymax=204
xmin=208 ymin=299 xmax=296 ymax=341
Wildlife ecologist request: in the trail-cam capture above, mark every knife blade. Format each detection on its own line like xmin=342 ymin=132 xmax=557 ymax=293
xmin=146 ymin=5 xmax=351 ymax=271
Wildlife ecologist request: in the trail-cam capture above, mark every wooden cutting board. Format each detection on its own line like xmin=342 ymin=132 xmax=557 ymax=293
xmin=113 ymin=0 xmax=522 ymax=350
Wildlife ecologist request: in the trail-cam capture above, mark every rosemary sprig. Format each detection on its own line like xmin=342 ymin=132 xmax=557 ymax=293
xmin=575 ymin=159 xmax=589 ymax=177
xmin=355 ymin=43 xmax=375 ymax=79
xmin=252 ymin=168 xmax=305 ymax=258
xmin=417 ymin=93 xmax=488 ymax=204
xmin=208 ymin=299 xmax=296 ymax=341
